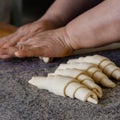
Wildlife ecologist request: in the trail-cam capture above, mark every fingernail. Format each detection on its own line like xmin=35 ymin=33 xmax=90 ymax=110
xmin=15 ymin=52 xmax=21 ymax=57
xmin=2 ymin=45 xmax=8 ymax=48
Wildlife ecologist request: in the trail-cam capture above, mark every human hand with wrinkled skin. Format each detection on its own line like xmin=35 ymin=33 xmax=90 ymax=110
xmin=0 ymin=20 xmax=59 ymax=59
xmin=0 ymin=0 xmax=101 ymax=59
xmin=0 ymin=27 xmax=74 ymax=59
xmin=1 ymin=0 xmax=120 ymax=59
xmin=0 ymin=20 xmax=57 ymax=48
xmin=15 ymin=27 xmax=74 ymax=58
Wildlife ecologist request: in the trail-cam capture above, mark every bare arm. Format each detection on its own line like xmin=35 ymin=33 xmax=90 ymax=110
xmin=0 ymin=0 xmax=103 ymax=59
xmin=39 ymin=0 xmax=103 ymax=27
xmin=65 ymin=0 xmax=120 ymax=50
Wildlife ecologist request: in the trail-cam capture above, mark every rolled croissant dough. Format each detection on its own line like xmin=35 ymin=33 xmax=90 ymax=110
xmin=29 ymin=55 xmax=120 ymax=104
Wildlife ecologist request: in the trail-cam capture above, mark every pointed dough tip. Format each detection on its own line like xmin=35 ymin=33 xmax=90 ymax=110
xmin=87 ymin=97 xmax=98 ymax=104
xmin=28 ymin=76 xmax=46 ymax=85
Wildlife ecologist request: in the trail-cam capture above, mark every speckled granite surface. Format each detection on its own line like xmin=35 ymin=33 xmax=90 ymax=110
xmin=0 ymin=49 xmax=120 ymax=120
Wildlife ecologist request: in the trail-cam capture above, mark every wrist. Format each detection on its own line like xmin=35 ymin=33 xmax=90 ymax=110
xmin=65 ymin=22 xmax=92 ymax=50
xmin=38 ymin=13 xmax=67 ymax=28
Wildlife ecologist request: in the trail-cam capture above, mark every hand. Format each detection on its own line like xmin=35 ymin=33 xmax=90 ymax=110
xmin=15 ymin=27 xmax=74 ymax=58
xmin=0 ymin=20 xmax=58 ymax=59
xmin=0 ymin=20 xmax=57 ymax=48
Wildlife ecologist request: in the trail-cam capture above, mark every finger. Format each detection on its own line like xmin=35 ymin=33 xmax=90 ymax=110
xmin=17 ymin=37 xmax=40 ymax=46
xmin=16 ymin=43 xmax=32 ymax=51
xmin=2 ymin=34 xmax=24 ymax=48
xmin=17 ymin=39 xmax=44 ymax=49
xmin=0 ymin=48 xmax=9 ymax=55
xmin=0 ymin=47 xmax=18 ymax=58
xmin=0 ymin=55 xmax=11 ymax=59
xmin=18 ymin=31 xmax=38 ymax=43
xmin=0 ymin=34 xmax=14 ymax=47
xmin=15 ymin=47 xmax=44 ymax=58
xmin=17 ymin=30 xmax=46 ymax=45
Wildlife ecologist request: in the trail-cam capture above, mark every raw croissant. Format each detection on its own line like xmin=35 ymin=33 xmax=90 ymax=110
xmin=29 ymin=54 xmax=119 ymax=104
xmin=54 ymin=69 xmax=103 ymax=98
xmin=58 ymin=62 xmax=116 ymax=88
xmin=68 ymin=55 xmax=120 ymax=80
xmin=29 ymin=75 xmax=98 ymax=104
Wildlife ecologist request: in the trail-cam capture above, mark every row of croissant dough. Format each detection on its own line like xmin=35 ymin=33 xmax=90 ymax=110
xmin=29 ymin=55 xmax=120 ymax=104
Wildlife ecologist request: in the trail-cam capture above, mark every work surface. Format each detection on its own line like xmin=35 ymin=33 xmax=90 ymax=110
xmin=0 ymin=49 xmax=120 ymax=120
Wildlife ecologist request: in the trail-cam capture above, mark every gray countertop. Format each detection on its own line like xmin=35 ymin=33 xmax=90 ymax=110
xmin=0 ymin=49 xmax=120 ymax=120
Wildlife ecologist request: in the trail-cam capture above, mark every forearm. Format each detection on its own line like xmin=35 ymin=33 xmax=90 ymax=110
xmin=66 ymin=0 xmax=120 ymax=50
xmin=38 ymin=0 xmax=102 ymax=27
